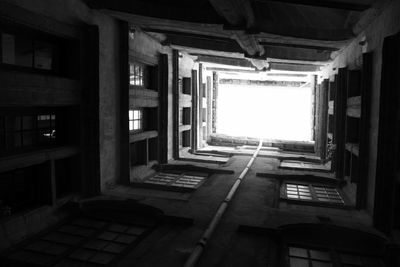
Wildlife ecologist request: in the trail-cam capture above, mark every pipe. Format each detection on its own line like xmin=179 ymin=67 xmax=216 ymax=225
xmin=183 ymin=139 xmax=263 ymax=267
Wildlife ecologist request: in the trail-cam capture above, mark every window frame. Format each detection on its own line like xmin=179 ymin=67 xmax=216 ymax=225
xmin=285 ymin=244 xmax=386 ymax=267
xmin=129 ymin=62 xmax=149 ymax=88
xmin=0 ymin=22 xmax=75 ymax=77
xmin=0 ymin=112 xmax=57 ymax=156
xmin=129 ymin=109 xmax=143 ymax=133
xmin=281 ymin=182 xmax=348 ymax=208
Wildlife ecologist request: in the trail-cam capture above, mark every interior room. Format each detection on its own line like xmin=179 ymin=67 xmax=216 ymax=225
xmin=0 ymin=0 xmax=399 ymax=266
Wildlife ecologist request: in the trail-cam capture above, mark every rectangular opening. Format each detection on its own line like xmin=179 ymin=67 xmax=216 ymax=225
xmin=344 ymin=150 xmax=351 ymax=177
xmin=347 ymin=70 xmax=361 ymax=97
xmin=202 ymin=83 xmax=206 ymax=98
xmin=0 ymin=27 xmax=79 ymax=78
xmin=55 ymin=155 xmax=80 ymax=198
xmin=329 ymin=81 xmax=336 ymax=101
xmin=328 ymin=114 xmax=334 ymax=134
xmin=130 ymin=140 xmax=147 ymax=166
xmin=182 ymin=77 xmax=191 ymax=95
xmin=217 ymin=81 xmax=312 ymax=141
xmin=346 ymin=117 xmax=360 ymax=143
xmin=148 ymin=137 xmax=158 ymax=162
xmin=129 ymin=62 xmax=158 ymax=90
xmin=143 ymin=107 xmax=158 ymax=131
xmin=0 ymin=162 xmax=52 ymax=216
xmin=182 ymin=107 xmax=191 ymax=125
xmin=182 ymin=130 xmax=191 ymax=147
xmin=202 ymin=108 xmax=206 ymax=123
xmin=129 ymin=109 xmax=143 ymax=133
xmin=350 ymin=154 xmax=359 ymax=183
xmin=285 ymin=183 xmax=344 ymax=205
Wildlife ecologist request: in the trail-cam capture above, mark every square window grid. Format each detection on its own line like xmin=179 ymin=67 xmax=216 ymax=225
xmin=4 ymin=217 xmax=152 ymax=266
xmin=287 ymin=246 xmax=385 ymax=267
xmin=289 ymin=246 xmax=333 ymax=267
xmin=144 ymin=172 xmax=208 ymax=189
xmin=285 ymin=184 xmax=344 ymax=205
xmin=129 ymin=63 xmax=144 ymax=86
xmin=129 ymin=109 xmax=142 ymax=132
xmin=0 ymin=114 xmax=56 ymax=152
xmin=313 ymin=186 xmax=344 ymax=204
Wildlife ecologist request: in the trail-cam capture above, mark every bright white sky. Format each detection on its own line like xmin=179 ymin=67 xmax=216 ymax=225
xmin=217 ymin=84 xmax=312 ymax=141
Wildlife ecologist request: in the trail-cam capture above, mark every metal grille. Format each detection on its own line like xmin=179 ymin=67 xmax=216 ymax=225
xmin=4 ymin=217 xmax=151 ymax=266
xmin=285 ymin=184 xmax=344 ymax=205
xmin=286 ymin=184 xmax=312 ymax=200
xmin=144 ymin=172 xmax=207 ymax=189
xmin=313 ymin=186 xmax=344 ymax=204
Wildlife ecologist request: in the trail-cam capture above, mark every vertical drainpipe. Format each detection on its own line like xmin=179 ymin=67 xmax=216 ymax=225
xmin=172 ymin=50 xmax=179 ymax=159
xmin=212 ymin=71 xmax=218 ymax=134
xmin=183 ymin=139 xmax=263 ymax=267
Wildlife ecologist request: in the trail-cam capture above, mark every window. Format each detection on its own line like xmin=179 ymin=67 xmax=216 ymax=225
xmin=129 ymin=63 xmax=145 ymax=86
xmin=285 ymin=183 xmax=344 ymax=205
xmin=129 ymin=109 xmax=142 ymax=132
xmin=287 ymin=246 xmax=385 ymax=267
xmin=288 ymin=246 xmax=332 ymax=267
xmin=0 ymin=114 xmax=56 ymax=154
xmin=144 ymin=172 xmax=207 ymax=189
xmin=1 ymin=33 xmax=57 ymax=72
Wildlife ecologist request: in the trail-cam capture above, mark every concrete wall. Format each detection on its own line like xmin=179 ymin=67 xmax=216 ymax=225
xmin=3 ymin=0 xmax=122 ymax=190
xmin=320 ymin=0 xmax=400 ymax=214
xmin=129 ymin=29 xmax=174 ymax=160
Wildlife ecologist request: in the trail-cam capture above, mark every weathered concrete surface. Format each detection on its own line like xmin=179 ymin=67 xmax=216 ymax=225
xmin=320 ymin=0 xmax=400 ymax=215
xmin=2 ymin=0 xmax=122 ymax=190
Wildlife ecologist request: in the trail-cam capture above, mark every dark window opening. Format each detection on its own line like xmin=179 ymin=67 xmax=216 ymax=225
xmin=0 ymin=25 xmax=79 ymax=78
xmin=130 ymin=140 xmax=147 ymax=167
xmin=0 ymin=163 xmax=52 ymax=216
xmin=347 ymin=70 xmax=361 ymax=97
xmin=182 ymin=77 xmax=191 ymax=95
xmin=182 ymin=130 xmax=190 ymax=148
xmin=328 ymin=114 xmax=334 ymax=134
xmin=0 ymin=113 xmax=57 ymax=155
xmin=129 ymin=62 xmax=157 ymax=90
xmin=287 ymin=245 xmax=385 ymax=267
xmin=182 ymin=107 xmax=191 ymax=125
xmin=346 ymin=117 xmax=360 ymax=143
xmin=55 ymin=156 xmax=80 ymax=198
xmin=143 ymin=107 xmax=158 ymax=132
xmin=148 ymin=137 xmax=158 ymax=162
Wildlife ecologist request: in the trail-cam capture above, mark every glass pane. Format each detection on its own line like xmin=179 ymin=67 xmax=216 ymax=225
xmin=129 ymin=110 xmax=133 ymax=120
xmin=14 ymin=117 xmax=21 ymax=130
xmin=15 ymin=35 xmax=33 ymax=67
xmin=22 ymin=116 xmax=33 ymax=130
xmin=133 ymin=110 xmax=140 ymax=120
xmin=309 ymin=250 xmax=331 ymax=261
xmin=129 ymin=121 xmax=133 ymax=131
xmin=22 ymin=132 xmax=34 ymax=146
xmin=133 ymin=121 xmax=139 ymax=130
xmin=289 ymin=247 xmax=308 ymax=258
xmin=37 ymin=115 xmax=51 ymax=128
xmin=287 ymin=194 xmax=299 ymax=199
xmin=311 ymin=260 xmax=332 ymax=267
xmin=14 ymin=132 xmax=21 ymax=147
xmin=0 ymin=134 xmax=5 ymax=149
xmin=34 ymin=41 xmax=53 ymax=70
xmin=289 ymin=257 xmax=309 ymax=267
xmin=340 ymin=253 xmax=362 ymax=265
